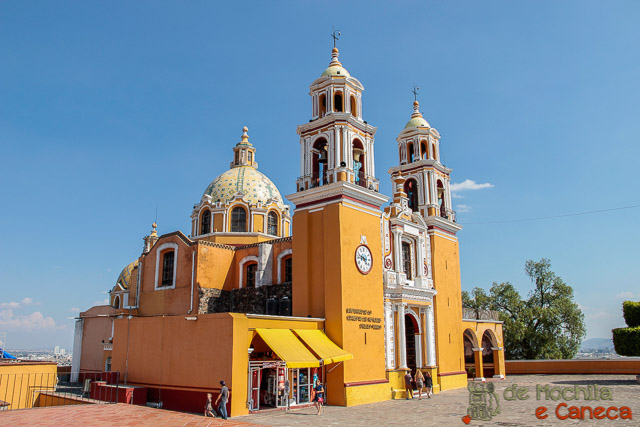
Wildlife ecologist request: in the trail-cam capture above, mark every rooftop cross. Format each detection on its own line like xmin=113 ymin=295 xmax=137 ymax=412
xmin=412 ymin=83 xmax=420 ymax=102
xmin=331 ymin=28 xmax=341 ymax=48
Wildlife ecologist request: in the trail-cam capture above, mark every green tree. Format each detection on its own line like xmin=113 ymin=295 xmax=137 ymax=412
xmin=463 ymin=258 xmax=586 ymax=360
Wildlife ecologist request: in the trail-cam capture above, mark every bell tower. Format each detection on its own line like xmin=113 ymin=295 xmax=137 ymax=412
xmin=288 ymin=44 xmax=389 ymax=407
xmin=296 ymin=47 xmax=379 ymax=192
xmin=388 ymin=97 xmax=466 ymax=391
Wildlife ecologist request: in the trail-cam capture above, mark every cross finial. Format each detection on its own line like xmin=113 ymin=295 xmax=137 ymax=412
xmin=412 ymin=83 xmax=420 ymax=102
xmin=331 ymin=27 xmax=341 ymax=48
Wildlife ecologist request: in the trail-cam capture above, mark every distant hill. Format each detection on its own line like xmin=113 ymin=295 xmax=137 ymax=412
xmin=581 ymin=338 xmax=614 ymax=351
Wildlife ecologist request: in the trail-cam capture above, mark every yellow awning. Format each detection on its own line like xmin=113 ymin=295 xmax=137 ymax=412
xmin=255 ymin=328 xmax=320 ymax=368
xmin=293 ymin=329 xmax=354 ymax=364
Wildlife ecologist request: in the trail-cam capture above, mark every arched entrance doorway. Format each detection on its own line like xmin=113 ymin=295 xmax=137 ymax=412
xmin=405 ymin=313 xmax=420 ymax=372
xmin=481 ymin=331 xmax=495 ymax=377
xmin=463 ymin=328 xmax=480 ymax=379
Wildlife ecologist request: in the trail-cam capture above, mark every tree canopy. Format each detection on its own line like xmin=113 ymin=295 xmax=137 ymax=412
xmin=462 ymin=258 xmax=585 ymax=360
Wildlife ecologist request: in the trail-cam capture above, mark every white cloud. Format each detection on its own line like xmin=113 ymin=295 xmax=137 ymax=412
xmin=456 ymin=204 xmax=472 ymax=213
xmin=450 ymin=179 xmax=494 ymax=193
xmin=615 ymin=291 xmax=639 ymax=300
xmin=92 ymin=298 xmax=109 ymax=306
xmin=0 ymin=310 xmax=62 ymax=331
xmin=0 ymin=297 xmax=38 ymax=309
xmin=69 ymin=307 xmax=81 ymax=313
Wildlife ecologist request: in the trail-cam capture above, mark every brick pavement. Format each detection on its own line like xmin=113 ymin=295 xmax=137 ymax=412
xmin=240 ymin=375 xmax=639 ymax=426
xmin=0 ymin=403 xmax=259 ymax=427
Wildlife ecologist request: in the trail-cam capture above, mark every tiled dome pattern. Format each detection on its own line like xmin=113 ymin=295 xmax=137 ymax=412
xmin=203 ymin=166 xmax=284 ymax=207
xmin=116 ymin=260 xmax=138 ymax=289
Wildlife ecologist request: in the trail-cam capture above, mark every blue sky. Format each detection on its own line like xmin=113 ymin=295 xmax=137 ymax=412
xmin=1 ymin=1 xmax=638 ymax=350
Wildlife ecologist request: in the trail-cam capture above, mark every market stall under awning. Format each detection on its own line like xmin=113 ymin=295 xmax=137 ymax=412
xmin=254 ymin=328 xmax=320 ymax=368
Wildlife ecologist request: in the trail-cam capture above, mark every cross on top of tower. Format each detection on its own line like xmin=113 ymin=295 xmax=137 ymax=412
xmin=331 ymin=28 xmax=341 ymax=48
xmin=412 ymin=83 xmax=420 ymax=102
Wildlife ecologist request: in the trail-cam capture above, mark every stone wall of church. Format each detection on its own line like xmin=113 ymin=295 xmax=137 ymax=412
xmin=198 ymin=283 xmax=291 ymax=315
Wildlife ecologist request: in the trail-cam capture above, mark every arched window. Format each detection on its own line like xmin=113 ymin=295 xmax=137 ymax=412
xmin=200 ymin=210 xmax=211 ymax=235
xmin=437 ymin=180 xmax=446 ymax=217
xmin=408 ymin=143 xmax=415 ymax=162
xmin=235 ymin=151 xmax=239 ymax=165
xmin=350 ymin=95 xmax=357 ymax=117
xmin=312 ymin=138 xmax=328 ymax=187
xmin=404 ymin=179 xmax=419 ymax=212
xmin=353 ymin=138 xmax=365 ymax=187
xmin=231 ymin=207 xmax=247 ymax=232
xmin=334 ymin=92 xmax=343 ymax=112
xmin=112 ymin=295 xmax=120 ymax=309
xmin=319 ymin=94 xmax=327 ymax=117
xmin=284 ymin=256 xmax=292 ymax=283
xmin=420 ymin=141 xmax=428 ymax=160
xmin=267 ymin=211 xmax=278 ymax=236
xmin=161 ymin=250 xmax=175 ymax=287
xmin=246 ymin=263 xmax=257 ymax=288
xmin=402 ymin=242 xmax=412 ymax=280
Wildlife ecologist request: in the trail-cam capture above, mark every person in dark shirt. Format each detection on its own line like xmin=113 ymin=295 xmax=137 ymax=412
xmin=215 ymin=380 xmax=229 ymax=419
xmin=312 ymin=379 xmax=324 ymax=415
xmin=404 ymin=371 xmax=413 ymax=400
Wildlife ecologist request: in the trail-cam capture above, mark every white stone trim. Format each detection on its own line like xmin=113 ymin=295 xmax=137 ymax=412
xmin=239 ymin=255 xmax=259 ymax=289
xmin=154 ymin=242 xmax=178 ymax=290
xmin=276 ymin=249 xmax=292 ymax=284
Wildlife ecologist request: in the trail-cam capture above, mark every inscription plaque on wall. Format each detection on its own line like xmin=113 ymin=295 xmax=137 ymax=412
xmin=345 ymin=308 xmax=382 ymax=330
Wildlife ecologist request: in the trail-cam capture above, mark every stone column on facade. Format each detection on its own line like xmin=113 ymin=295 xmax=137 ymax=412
xmin=391 ymin=229 xmax=402 ymax=274
xmin=472 ymin=347 xmax=485 ymax=381
xmin=420 ymin=308 xmax=428 ymax=368
xmin=492 ymin=346 xmax=505 ymax=378
xmin=414 ymin=315 xmax=423 ymax=368
xmin=397 ymin=303 xmax=408 ymax=369
xmin=384 ymin=301 xmax=394 ymax=370
xmin=425 ymin=304 xmax=436 ymax=366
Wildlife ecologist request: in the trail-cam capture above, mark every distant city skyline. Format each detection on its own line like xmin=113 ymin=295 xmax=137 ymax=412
xmin=1 ymin=1 xmax=639 ymax=349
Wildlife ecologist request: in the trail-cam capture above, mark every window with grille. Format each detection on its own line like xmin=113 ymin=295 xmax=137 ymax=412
xmin=246 ymin=263 xmax=257 ymax=288
xmin=402 ymin=242 xmax=412 ymax=280
xmin=231 ymin=207 xmax=246 ymax=232
xmin=161 ymin=251 xmax=175 ymax=287
xmin=284 ymin=257 xmax=292 ymax=283
xmin=200 ymin=210 xmax=211 ymax=235
xmin=267 ymin=211 xmax=278 ymax=236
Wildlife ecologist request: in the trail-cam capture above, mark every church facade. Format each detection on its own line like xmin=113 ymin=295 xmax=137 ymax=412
xmin=72 ymin=47 xmax=505 ymax=416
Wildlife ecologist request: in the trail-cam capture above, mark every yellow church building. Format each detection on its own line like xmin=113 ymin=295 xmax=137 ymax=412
xmin=72 ymin=46 xmax=505 ymax=416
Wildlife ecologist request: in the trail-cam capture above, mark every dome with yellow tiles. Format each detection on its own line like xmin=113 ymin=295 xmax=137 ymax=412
xmin=203 ymin=166 xmax=285 ymax=207
xmin=116 ymin=260 xmax=138 ymax=289
xmin=404 ymin=100 xmax=430 ymax=129
xmin=321 ymin=48 xmax=351 ymax=78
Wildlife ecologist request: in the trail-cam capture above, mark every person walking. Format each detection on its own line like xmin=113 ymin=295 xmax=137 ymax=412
xmin=311 ymin=379 xmax=324 ymax=415
xmin=204 ymin=393 xmax=217 ymax=417
xmin=424 ymin=371 xmax=433 ymax=398
xmin=404 ymin=371 xmax=413 ymax=400
xmin=215 ymin=380 xmax=230 ymax=419
xmin=415 ymin=370 xmax=425 ymax=400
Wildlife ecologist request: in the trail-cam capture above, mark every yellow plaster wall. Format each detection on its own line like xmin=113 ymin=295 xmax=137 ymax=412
xmin=430 ymin=234 xmax=466 ymax=391
xmin=0 ymin=363 xmax=57 ymax=409
xmin=213 ymin=213 xmax=224 ymax=232
xmin=292 ymin=201 xmax=387 ymax=407
xmin=253 ymin=214 xmax=264 ymax=233
xmin=195 ymin=244 xmax=234 ymax=292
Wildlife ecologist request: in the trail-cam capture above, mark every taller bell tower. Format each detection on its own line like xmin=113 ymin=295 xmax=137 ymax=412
xmin=296 ymin=47 xmax=379 ymax=192
xmin=288 ymin=46 xmax=389 ymax=407
xmin=388 ymin=98 xmax=466 ymax=391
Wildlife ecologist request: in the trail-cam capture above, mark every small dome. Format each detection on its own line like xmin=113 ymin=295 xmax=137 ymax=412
xmin=404 ymin=116 xmax=430 ymax=129
xmin=404 ymin=100 xmax=430 ymax=129
xmin=321 ymin=47 xmax=351 ymax=78
xmin=203 ymin=166 xmax=285 ymax=207
xmin=116 ymin=260 xmax=138 ymax=289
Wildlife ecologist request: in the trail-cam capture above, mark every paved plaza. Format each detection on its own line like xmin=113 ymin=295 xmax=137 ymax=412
xmin=240 ymin=375 xmax=639 ymax=426
xmin=1 ymin=375 xmax=637 ymax=426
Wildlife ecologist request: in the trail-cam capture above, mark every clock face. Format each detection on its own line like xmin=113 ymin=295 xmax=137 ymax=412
xmin=355 ymin=245 xmax=373 ymax=274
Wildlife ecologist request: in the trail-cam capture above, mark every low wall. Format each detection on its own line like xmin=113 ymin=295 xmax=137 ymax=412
xmin=506 ymin=359 xmax=640 ymax=375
